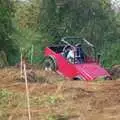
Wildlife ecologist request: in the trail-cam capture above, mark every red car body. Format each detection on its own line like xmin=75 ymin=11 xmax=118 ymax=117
xmin=44 ymin=46 xmax=111 ymax=81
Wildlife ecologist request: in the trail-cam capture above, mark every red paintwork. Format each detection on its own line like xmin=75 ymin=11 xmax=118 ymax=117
xmin=44 ymin=47 xmax=111 ymax=81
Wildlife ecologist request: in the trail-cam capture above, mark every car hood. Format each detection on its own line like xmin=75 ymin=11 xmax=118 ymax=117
xmin=75 ymin=63 xmax=110 ymax=80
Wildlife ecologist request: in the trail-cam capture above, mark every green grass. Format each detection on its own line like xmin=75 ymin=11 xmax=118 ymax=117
xmin=0 ymin=89 xmax=65 ymax=120
xmin=47 ymin=114 xmax=68 ymax=120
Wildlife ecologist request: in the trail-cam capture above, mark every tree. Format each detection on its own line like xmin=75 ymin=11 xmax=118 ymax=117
xmin=0 ymin=0 xmax=18 ymax=65
xmin=11 ymin=0 xmax=120 ymax=66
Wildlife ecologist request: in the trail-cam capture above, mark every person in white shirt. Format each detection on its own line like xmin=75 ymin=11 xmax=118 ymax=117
xmin=67 ymin=48 xmax=74 ymax=63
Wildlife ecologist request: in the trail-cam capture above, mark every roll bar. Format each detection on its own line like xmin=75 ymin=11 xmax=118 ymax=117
xmin=61 ymin=38 xmax=74 ymax=48
xmin=61 ymin=37 xmax=94 ymax=48
xmin=83 ymin=38 xmax=94 ymax=47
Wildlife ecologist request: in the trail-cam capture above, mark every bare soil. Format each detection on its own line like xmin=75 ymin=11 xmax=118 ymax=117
xmin=0 ymin=67 xmax=120 ymax=120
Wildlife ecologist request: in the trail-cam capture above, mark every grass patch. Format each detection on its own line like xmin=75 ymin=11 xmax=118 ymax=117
xmin=47 ymin=114 xmax=68 ymax=120
xmin=0 ymin=88 xmax=65 ymax=119
xmin=30 ymin=94 xmax=64 ymax=107
xmin=0 ymin=89 xmax=25 ymax=119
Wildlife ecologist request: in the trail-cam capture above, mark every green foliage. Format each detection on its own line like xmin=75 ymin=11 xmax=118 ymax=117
xmin=0 ymin=89 xmax=11 ymax=105
xmin=12 ymin=0 xmax=59 ymax=64
xmin=38 ymin=0 xmax=120 ymax=67
xmin=0 ymin=0 xmax=19 ymax=65
xmin=11 ymin=27 xmax=54 ymax=63
xmin=47 ymin=114 xmax=68 ymax=120
xmin=13 ymin=0 xmax=41 ymax=29
xmin=0 ymin=89 xmax=20 ymax=119
xmin=102 ymin=40 xmax=120 ymax=68
xmin=39 ymin=0 xmax=115 ymax=42
xmin=47 ymin=96 xmax=58 ymax=104
xmin=4 ymin=0 xmax=120 ymax=66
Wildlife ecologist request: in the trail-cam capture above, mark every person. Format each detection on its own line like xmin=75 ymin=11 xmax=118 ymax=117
xmin=67 ymin=47 xmax=74 ymax=63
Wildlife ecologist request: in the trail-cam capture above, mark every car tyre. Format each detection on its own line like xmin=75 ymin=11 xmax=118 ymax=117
xmin=43 ymin=57 xmax=57 ymax=71
xmin=73 ymin=76 xmax=82 ymax=80
xmin=104 ymin=76 xmax=112 ymax=80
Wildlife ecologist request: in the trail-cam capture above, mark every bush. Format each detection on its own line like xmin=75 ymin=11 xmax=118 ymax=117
xmin=102 ymin=40 xmax=120 ymax=68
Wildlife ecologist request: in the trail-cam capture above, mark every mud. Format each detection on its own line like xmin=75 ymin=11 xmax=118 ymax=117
xmin=0 ymin=67 xmax=120 ymax=120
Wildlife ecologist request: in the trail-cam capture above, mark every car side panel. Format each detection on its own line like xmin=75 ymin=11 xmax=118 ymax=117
xmin=44 ymin=47 xmax=111 ymax=80
xmin=44 ymin=47 xmax=80 ymax=79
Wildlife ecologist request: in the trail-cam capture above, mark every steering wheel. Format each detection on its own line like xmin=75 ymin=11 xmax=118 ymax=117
xmin=63 ymin=45 xmax=71 ymax=53
xmin=62 ymin=45 xmax=72 ymax=58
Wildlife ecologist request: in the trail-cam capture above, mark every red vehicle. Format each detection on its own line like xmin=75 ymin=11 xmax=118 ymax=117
xmin=43 ymin=37 xmax=111 ymax=81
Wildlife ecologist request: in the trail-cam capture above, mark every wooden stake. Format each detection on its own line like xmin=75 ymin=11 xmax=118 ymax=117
xmin=24 ymin=64 xmax=31 ymax=120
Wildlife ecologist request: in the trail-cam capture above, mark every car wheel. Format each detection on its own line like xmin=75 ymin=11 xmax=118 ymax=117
xmin=104 ymin=76 xmax=112 ymax=80
xmin=73 ymin=76 xmax=82 ymax=80
xmin=43 ymin=57 xmax=57 ymax=71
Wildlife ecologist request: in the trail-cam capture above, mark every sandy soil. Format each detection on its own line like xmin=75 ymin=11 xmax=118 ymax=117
xmin=0 ymin=67 xmax=120 ymax=120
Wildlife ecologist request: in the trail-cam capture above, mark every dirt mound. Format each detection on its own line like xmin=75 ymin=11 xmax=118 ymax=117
xmin=109 ymin=65 xmax=120 ymax=79
xmin=0 ymin=67 xmax=63 ymax=87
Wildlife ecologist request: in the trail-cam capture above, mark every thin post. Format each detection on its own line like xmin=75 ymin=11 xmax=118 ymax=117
xmin=23 ymin=64 xmax=31 ymax=120
xmin=30 ymin=45 xmax=34 ymax=64
xmin=20 ymin=48 xmax=23 ymax=78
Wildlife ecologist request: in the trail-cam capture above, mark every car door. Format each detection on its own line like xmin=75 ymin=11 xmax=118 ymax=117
xmin=55 ymin=54 xmax=78 ymax=78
